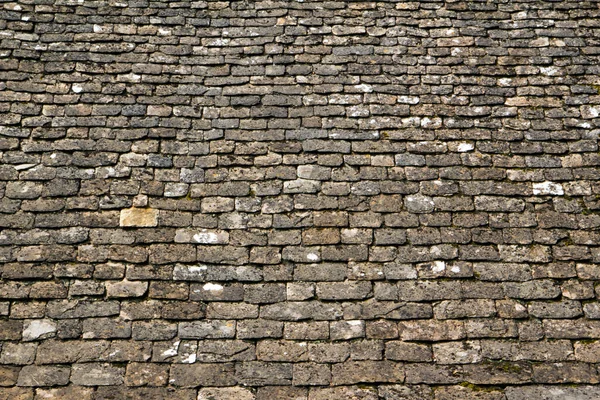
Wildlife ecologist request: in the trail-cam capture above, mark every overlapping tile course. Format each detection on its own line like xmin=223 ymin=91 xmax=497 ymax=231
xmin=1 ymin=0 xmax=600 ymax=398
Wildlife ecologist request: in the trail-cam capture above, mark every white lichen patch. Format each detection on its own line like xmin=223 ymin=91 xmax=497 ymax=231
xmin=14 ymin=164 xmax=37 ymax=170
xmin=430 ymin=246 xmax=443 ymax=257
xmin=533 ymin=181 xmax=564 ymax=195
xmin=193 ymin=232 xmax=219 ymax=243
xmin=118 ymin=73 xmax=141 ymax=83
xmin=515 ymin=303 xmax=527 ymax=313
xmin=457 ymin=142 xmax=474 ymax=152
xmin=203 ymin=283 xmax=224 ymax=291
xmin=181 ymin=353 xmax=196 ymax=363
xmin=354 ymin=84 xmax=373 ymax=93
xmin=405 ymin=194 xmax=435 ymax=213
xmin=421 ymin=117 xmax=442 ymax=129
xmin=161 ymin=341 xmax=180 ymax=357
xmin=307 ymin=253 xmax=319 ymax=261
xmin=581 ymin=105 xmax=600 ymax=119
xmin=173 ymin=264 xmax=208 ymax=281
xmin=540 ymin=66 xmax=560 ymax=76
xmin=397 ymin=95 xmax=420 ymax=104
xmin=23 ymin=319 xmax=57 ymax=341
xmin=431 ymin=261 xmax=446 ymax=273
xmin=175 ymin=229 xmax=228 ymax=244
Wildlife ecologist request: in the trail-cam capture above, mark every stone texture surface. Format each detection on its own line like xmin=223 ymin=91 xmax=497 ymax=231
xmin=0 ymin=0 xmax=599 ymax=397
xmin=119 ymin=208 xmax=159 ymax=228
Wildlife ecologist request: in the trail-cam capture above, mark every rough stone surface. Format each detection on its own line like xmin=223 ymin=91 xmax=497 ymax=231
xmin=0 ymin=0 xmax=599 ymax=397
xmin=70 ymin=363 xmax=125 ymax=386
xmin=197 ymin=387 xmax=255 ymax=400
xmin=119 ymin=208 xmax=159 ymax=227
xmin=21 ymin=319 xmax=56 ymax=341
xmin=16 ymin=366 xmax=70 ymax=387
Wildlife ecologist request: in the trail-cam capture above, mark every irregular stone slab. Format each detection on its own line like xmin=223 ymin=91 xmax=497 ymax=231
xmin=35 ymin=387 xmax=94 ymax=400
xmin=435 ymin=385 xmax=504 ymax=400
xmin=174 ymin=228 xmax=229 ymax=244
xmin=169 ymin=363 xmax=236 ymax=387
xmin=533 ymin=181 xmax=564 ymax=195
xmin=198 ymin=387 xmax=255 ymax=400
xmin=46 ymin=300 xmax=120 ymax=319
xmin=178 ymin=320 xmax=236 ymax=339
xmin=119 ymin=208 xmax=158 ymax=227
xmin=106 ymin=280 xmax=148 ymax=298
xmin=0 ymin=343 xmax=37 ymax=365
xmin=0 ymin=320 xmax=23 ymax=340
xmin=196 ymin=340 xmax=255 ymax=362
xmin=17 ymin=365 xmax=70 ymax=387
xmin=0 ymin=366 xmax=20 ymax=386
xmin=71 ymin=363 xmax=125 ymax=386
xmin=309 ymin=386 xmax=378 ymax=400
xmin=236 ymin=361 xmax=292 ymax=386
xmin=433 ymin=341 xmax=482 ymax=364
xmin=506 ymin=385 xmax=600 ymax=400
xmin=379 ymin=385 xmax=433 ymax=400
xmin=124 ymin=362 xmax=169 ymax=387
xmin=331 ymin=361 xmax=404 ymax=385
xmin=0 ymin=387 xmax=32 ymax=400
xmin=94 ymin=387 xmax=196 ymax=400
xmin=82 ymin=317 xmax=131 ymax=339
xmin=404 ymin=194 xmax=434 ymax=213
xmin=386 ymin=342 xmax=432 ymax=362
xmin=22 ymin=319 xmax=56 ymax=341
